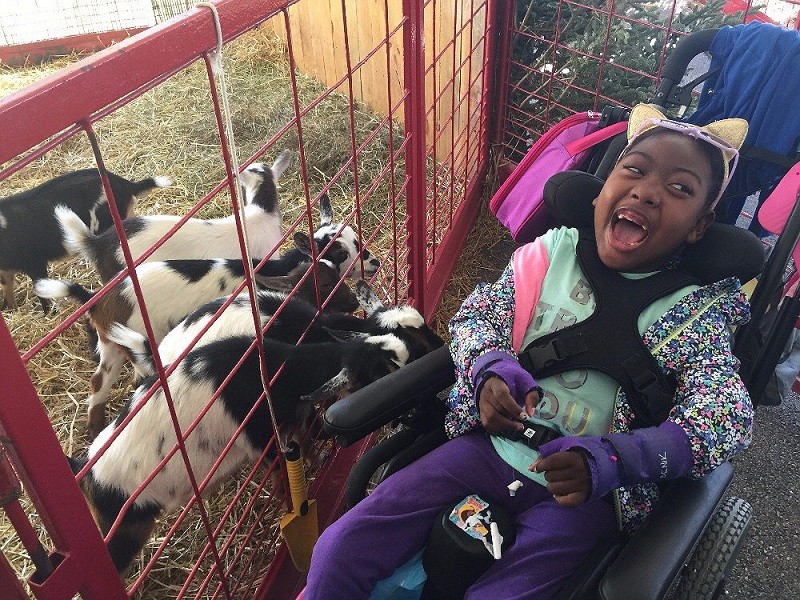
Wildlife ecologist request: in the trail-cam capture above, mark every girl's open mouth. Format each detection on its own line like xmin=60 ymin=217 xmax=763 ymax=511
xmin=611 ymin=209 xmax=649 ymax=247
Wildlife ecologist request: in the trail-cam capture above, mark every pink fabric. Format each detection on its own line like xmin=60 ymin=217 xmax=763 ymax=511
xmin=512 ymin=239 xmax=550 ymax=352
xmin=757 ymin=163 xmax=800 ymax=235
xmin=491 ymin=112 xmax=602 ymax=243
xmin=757 ymin=164 xmax=800 ymax=301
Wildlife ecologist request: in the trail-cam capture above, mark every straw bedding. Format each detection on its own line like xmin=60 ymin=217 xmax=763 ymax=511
xmin=0 ymin=25 xmax=512 ymax=597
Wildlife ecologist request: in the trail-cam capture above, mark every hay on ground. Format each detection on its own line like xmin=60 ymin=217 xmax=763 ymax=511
xmin=0 ymin=24 xmax=511 ymax=598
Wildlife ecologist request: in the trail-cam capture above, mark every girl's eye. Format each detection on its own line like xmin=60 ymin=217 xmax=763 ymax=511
xmin=670 ymin=183 xmax=693 ymax=195
xmin=623 ymin=164 xmax=643 ymax=175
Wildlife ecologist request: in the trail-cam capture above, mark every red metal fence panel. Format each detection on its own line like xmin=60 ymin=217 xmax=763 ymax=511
xmin=493 ymin=0 xmax=798 ymax=169
xmin=0 ymin=0 xmax=494 ymax=597
xmin=4 ymin=0 xmax=797 ymax=597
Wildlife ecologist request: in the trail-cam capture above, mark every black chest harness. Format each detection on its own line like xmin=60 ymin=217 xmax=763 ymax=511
xmin=517 ymin=231 xmax=699 ymax=429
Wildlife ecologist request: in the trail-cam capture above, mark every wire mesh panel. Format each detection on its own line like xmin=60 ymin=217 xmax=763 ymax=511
xmin=263 ymin=0 xmax=496 ymax=318
xmin=0 ymin=1 xmax=195 ymax=46
xmin=151 ymin=0 xmax=195 ymax=23
xmin=0 ymin=0 xmax=494 ymax=598
xmin=0 ymin=1 xmax=195 ymax=66
xmin=0 ymin=0 xmax=157 ymax=46
xmin=495 ymin=0 xmax=800 ymax=165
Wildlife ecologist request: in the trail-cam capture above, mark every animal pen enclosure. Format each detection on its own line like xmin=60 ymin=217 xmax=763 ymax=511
xmin=1 ymin=0 xmax=793 ymax=598
xmin=0 ymin=0 xmax=495 ymax=597
xmin=0 ymin=1 xmax=191 ymax=65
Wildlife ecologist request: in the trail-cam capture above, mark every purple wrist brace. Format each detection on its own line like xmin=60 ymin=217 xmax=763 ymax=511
xmin=472 ymin=351 xmax=541 ymax=407
xmin=538 ymin=421 xmax=694 ymax=499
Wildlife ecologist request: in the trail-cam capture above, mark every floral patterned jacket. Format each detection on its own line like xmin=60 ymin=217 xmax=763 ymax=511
xmin=444 ymin=235 xmax=754 ymax=533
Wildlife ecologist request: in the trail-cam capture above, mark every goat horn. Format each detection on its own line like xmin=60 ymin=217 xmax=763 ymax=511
xmin=300 ymin=369 xmax=351 ymax=404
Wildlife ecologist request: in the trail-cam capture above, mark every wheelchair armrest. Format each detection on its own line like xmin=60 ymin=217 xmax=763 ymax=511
xmin=323 ymin=345 xmax=456 ymax=446
xmin=598 ymin=461 xmax=734 ymax=600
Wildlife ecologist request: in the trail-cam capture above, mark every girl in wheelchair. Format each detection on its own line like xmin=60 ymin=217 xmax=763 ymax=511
xmin=305 ymin=104 xmax=754 ymax=599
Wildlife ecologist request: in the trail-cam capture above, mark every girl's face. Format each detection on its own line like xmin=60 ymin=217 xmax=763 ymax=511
xmin=593 ymin=131 xmax=716 ymax=273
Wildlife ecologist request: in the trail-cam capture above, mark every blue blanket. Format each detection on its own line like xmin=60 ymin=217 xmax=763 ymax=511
xmin=687 ymin=22 xmax=800 ymax=218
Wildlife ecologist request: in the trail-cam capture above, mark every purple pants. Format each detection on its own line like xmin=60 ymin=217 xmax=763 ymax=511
xmin=305 ymin=431 xmax=617 ymax=600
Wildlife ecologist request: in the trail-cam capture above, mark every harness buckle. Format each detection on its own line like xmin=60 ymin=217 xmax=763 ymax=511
xmin=622 ymin=354 xmax=660 ymax=391
xmin=522 ymin=334 xmax=586 ymax=370
xmin=528 ymin=339 xmax=562 ymax=368
xmin=507 ymin=421 xmax=562 ymax=450
xmin=621 ymin=355 xmax=675 ymax=424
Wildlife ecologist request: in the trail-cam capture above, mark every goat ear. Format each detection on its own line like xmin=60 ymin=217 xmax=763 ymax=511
xmin=271 ymin=150 xmax=293 ymax=181
xmin=355 ymin=279 xmax=384 ymax=315
xmin=293 ymin=231 xmax=313 ymax=257
xmin=300 ymin=368 xmax=351 ymax=404
xmin=319 ymin=194 xmax=334 ymax=227
xmin=67 ymin=455 xmax=87 ymax=475
xmin=255 ymin=274 xmax=295 ymax=293
xmin=322 ymin=327 xmax=369 ymax=342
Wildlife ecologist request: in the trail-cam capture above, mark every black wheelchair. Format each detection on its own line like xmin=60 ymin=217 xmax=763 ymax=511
xmin=321 ymin=26 xmax=800 ymax=600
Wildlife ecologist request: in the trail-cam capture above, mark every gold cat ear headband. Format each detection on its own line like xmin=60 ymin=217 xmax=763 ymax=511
xmin=625 ymin=104 xmax=749 ymax=208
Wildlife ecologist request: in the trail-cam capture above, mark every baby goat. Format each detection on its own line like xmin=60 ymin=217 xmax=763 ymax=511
xmin=36 ymin=238 xmax=360 ymax=437
xmin=257 ymin=193 xmax=380 ymax=279
xmin=58 ymin=151 xmax=292 ymax=282
xmin=311 ymin=193 xmax=381 ymax=278
xmin=67 ymin=291 xmax=442 ymax=573
xmin=145 ymin=279 xmax=441 ymax=371
xmin=0 ymin=168 xmax=169 ymax=309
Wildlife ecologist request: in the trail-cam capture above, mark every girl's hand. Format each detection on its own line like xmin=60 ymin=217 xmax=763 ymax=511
xmin=530 ymin=450 xmax=591 ymax=507
xmin=478 ymin=377 xmax=526 ymax=436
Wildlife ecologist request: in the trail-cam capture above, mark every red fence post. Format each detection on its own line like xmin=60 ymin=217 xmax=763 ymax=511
xmin=0 ymin=551 xmax=28 ymax=600
xmin=0 ymin=319 xmax=127 ymax=598
xmin=488 ymin=0 xmax=515 ymax=150
xmin=403 ymin=0 xmax=428 ymax=313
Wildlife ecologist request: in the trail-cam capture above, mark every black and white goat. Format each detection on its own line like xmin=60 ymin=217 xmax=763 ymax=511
xmin=309 ymin=193 xmax=381 ymax=278
xmin=246 ymin=193 xmax=381 ymax=280
xmin=57 ymin=151 xmax=292 ymax=282
xmin=36 ymin=231 xmax=361 ymax=437
xmin=148 ymin=279 xmax=440 ymax=370
xmin=67 ymin=286 xmax=443 ymax=573
xmin=0 ymin=169 xmax=169 ymax=309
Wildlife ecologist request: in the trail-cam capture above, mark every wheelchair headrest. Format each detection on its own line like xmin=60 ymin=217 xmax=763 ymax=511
xmin=543 ymin=171 xmax=765 ymax=284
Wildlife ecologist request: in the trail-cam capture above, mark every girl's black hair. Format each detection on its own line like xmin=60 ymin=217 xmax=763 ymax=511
xmin=622 ymin=128 xmax=726 ymax=209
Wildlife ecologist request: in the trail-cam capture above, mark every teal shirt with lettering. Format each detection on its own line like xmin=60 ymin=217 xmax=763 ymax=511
xmin=491 ymin=228 xmax=697 ymax=485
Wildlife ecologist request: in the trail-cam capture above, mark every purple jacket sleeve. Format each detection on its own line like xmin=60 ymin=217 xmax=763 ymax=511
xmin=472 ymin=350 xmax=542 ymax=408
xmin=537 ymin=421 xmax=694 ymax=499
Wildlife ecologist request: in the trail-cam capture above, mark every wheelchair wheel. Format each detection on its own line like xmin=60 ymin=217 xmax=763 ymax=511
xmin=674 ymin=496 xmax=753 ymax=600
xmin=344 ymin=425 xmax=449 ymax=510
xmin=344 ymin=426 xmax=420 ymax=509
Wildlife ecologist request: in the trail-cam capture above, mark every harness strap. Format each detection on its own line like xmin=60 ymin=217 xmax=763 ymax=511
xmin=518 ymin=231 xmax=698 ymax=428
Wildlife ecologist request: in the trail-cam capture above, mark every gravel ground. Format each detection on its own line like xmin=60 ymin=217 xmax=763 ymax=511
xmin=724 ymin=193 xmax=800 ymax=599
xmin=725 ymin=392 xmax=800 ymax=599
